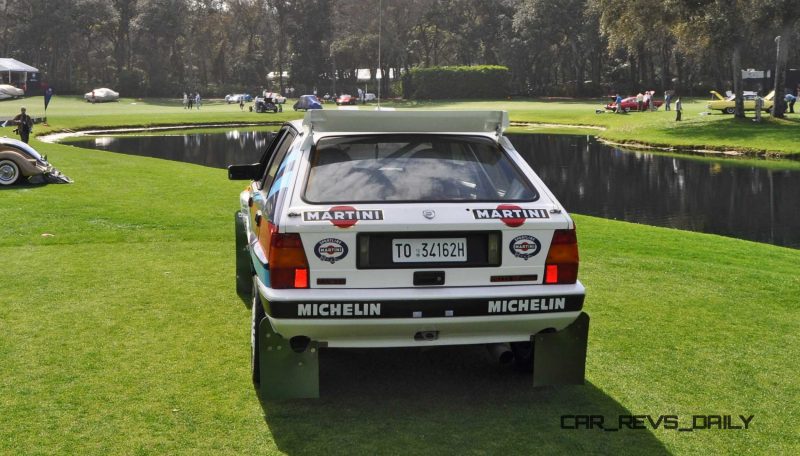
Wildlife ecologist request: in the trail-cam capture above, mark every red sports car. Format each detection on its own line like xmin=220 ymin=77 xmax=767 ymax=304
xmin=335 ymin=94 xmax=357 ymax=106
xmin=605 ymin=96 xmax=663 ymax=112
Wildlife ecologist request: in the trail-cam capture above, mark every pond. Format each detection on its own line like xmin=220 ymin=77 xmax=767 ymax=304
xmin=64 ymin=131 xmax=800 ymax=249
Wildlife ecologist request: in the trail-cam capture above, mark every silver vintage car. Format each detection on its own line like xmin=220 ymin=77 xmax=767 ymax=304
xmin=0 ymin=138 xmax=71 ymax=185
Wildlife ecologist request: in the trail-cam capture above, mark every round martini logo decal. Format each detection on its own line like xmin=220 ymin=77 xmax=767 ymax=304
xmin=314 ymin=238 xmax=349 ymax=263
xmin=509 ymin=235 xmax=541 ymax=260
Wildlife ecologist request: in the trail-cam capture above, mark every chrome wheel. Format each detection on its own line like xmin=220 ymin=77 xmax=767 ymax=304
xmin=0 ymin=160 xmax=20 ymax=185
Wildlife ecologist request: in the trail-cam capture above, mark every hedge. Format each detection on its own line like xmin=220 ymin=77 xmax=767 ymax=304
xmin=407 ymin=65 xmax=510 ymax=99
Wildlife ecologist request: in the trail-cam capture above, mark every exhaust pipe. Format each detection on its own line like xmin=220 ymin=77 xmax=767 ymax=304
xmin=289 ymin=336 xmax=312 ymax=353
xmin=414 ymin=330 xmax=439 ymax=341
xmin=486 ymin=343 xmax=514 ymax=365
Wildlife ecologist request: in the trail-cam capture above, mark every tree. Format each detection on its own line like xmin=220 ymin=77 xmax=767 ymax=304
xmin=753 ymin=0 xmax=800 ymax=117
xmin=669 ymin=0 xmax=750 ymax=118
xmin=3 ymin=0 xmax=798 ymax=100
xmin=285 ymin=0 xmax=333 ymax=93
xmin=111 ymin=0 xmax=139 ymax=80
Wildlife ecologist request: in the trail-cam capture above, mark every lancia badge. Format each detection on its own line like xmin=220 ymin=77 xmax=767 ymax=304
xmin=422 ymin=209 xmax=436 ymax=219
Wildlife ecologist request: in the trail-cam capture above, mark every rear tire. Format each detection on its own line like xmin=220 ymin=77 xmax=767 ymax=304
xmin=0 ymin=159 xmax=21 ymax=186
xmin=251 ymin=279 xmax=265 ymax=385
xmin=724 ymin=107 xmax=735 ymax=114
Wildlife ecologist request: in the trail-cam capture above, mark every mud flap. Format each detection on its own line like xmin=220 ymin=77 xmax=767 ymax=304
xmin=532 ymin=312 xmax=589 ymax=387
xmin=258 ymin=317 xmax=320 ymax=400
xmin=235 ymin=212 xmax=252 ymax=302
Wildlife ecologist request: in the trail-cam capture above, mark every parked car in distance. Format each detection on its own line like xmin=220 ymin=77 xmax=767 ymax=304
xmin=0 ymin=137 xmax=71 ymax=185
xmin=262 ymin=91 xmax=286 ymax=104
xmin=84 ymin=88 xmax=119 ymax=102
xmin=707 ymin=90 xmax=774 ymax=114
xmin=335 ymin=94 xmax=356 ymax=105
xmin=0 ymin=84 xmax=24 ymax=100
xmin=605 ymin=96 xmax=663 ymax=112
xmin=293 ymin=94 xmax=323 ymax=111
xmin=253 ymin=95 xmax=282 ymax=113
xmin=228 ymin=110 xmax=589 ymax=399
xmin=225 ymin=93 xmax=253 ymax=104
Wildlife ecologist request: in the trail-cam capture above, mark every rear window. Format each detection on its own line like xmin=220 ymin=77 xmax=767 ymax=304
xmin=303 ymin=135 xmax=538 ymax=203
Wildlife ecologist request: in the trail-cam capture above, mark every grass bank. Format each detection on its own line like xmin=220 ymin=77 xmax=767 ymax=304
xmin=1 ymin=118 xmax=798 ymax=454
xmin=2 ymin=95 xmax=800 ymax=158
xmin=393 ymin=98 xmax=800 ymax=157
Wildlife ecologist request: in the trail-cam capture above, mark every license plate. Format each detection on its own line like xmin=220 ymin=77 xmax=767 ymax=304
xmin=392 ymin=238 xmax=467 ymax=263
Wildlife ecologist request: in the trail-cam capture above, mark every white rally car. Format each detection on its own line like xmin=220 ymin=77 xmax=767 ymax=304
xmin=229 ymin=110 xmax=588 ymax=399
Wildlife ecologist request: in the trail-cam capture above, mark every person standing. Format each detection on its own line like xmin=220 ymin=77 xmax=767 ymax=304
xmin=664 ymin=90 xmax=673 ymax=111
xmin=643 ymin=91 xmax=651 ymax=111
xmin=614 ymin=93 xmax=623 ymax=113
xmin=12 ymin=107 xmax=34 ymax=143
xmin=675 ymin=98 xmax=682 ymax=121
xmin=195 ymin=92 xmax=201 ymax=110
xmin=784 ymin=92 xmax=796 ymax=113
xmin=183 ymin=92 xmax=188 ymax=109
xmin=754 ymin=95 xmax=763 ymax=122
xmin=636 ymin=92 xmax=644 ymax=111
xmin=239 ymin=97 xmax=245 ymax=111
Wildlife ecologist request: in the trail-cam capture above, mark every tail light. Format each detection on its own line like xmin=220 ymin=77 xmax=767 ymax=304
xmin=544 ymin=228 xmax=579 ymax=284
xmin=263 ymin=222 xmax=309 ymax=289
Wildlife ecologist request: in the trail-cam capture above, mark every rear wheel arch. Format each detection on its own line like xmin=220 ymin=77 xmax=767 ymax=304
xmin=235 ymin=211 xmax=254 ymax=301
xmin=251 ymin=277 xmax=266 ymax=384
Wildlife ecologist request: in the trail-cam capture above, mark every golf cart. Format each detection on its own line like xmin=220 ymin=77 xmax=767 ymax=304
xmin=253 ymin=92 xmax=285 ymax=113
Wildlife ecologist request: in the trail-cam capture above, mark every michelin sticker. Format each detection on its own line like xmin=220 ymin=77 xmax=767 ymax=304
xmin=509 ymin=235 xmax=541 ymax=260
xmin=314 ymin=238 xmax=349 ymax=263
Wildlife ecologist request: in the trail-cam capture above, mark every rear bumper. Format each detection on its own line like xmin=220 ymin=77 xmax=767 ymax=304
xmin=257 ymin=279 xmax=586 ymax=348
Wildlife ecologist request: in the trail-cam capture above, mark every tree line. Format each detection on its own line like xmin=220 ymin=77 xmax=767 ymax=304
xmin=1 ymin=0 xmax=798 ymax=104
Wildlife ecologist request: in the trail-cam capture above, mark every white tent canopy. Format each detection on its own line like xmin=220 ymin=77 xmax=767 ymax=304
xmin=0 ymin=58 xmax=39 ymax=88
xmin=0 ymin=58 xmax=39 ymax=73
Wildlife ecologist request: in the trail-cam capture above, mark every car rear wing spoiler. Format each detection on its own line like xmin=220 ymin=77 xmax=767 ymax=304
xmin=303 ymin=110 xmax=510 ymax=136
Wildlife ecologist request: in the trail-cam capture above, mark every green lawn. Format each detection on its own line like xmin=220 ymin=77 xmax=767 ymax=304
xmin=1 ymin=98 xmax=798 ymax=454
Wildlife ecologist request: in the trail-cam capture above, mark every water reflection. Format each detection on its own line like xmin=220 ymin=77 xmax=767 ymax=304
xmin=78 ymin=130 xmax=271 ymax=168
xmin=510 ymin=135 xmax=800 ymax=249
xmin=66 ymin=131 xmax=800 ymax=249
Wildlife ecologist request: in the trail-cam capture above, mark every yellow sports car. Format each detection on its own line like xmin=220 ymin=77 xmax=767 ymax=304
xmin=707 ymin=90 xmax=774 ymax=114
